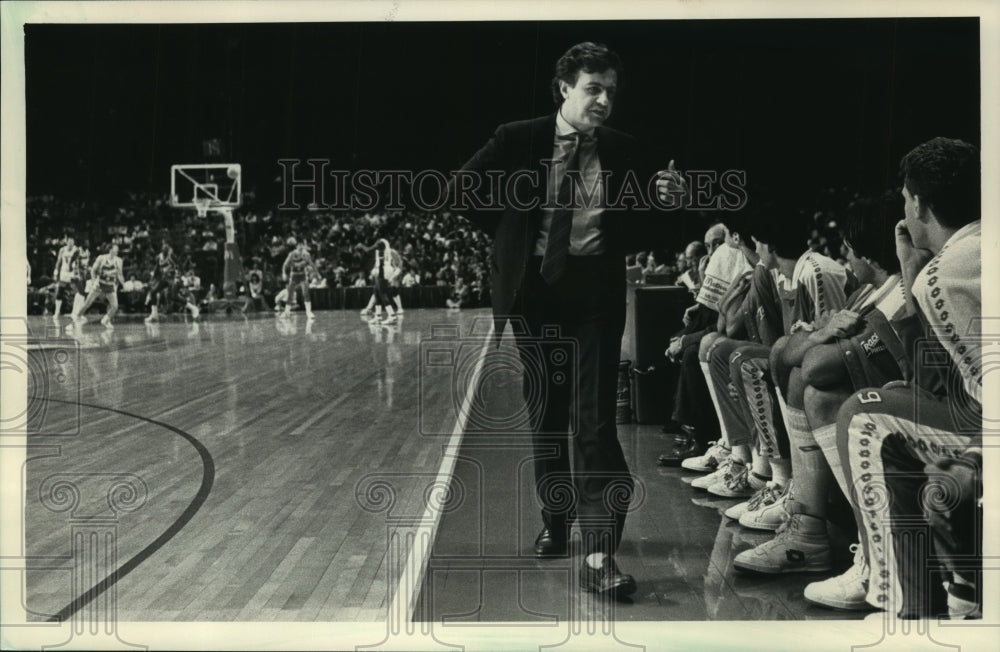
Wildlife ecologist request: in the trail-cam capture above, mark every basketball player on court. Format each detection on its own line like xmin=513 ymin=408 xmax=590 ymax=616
xmin=66 ymin=245 xmax=92 ymax=327
xmin=51 ymin=233 xmax=80 ymax=322
xmin=359 ymin=239 xmax=402 ymax=321
xmin=281 ymin=239 xmax=317 ymax=319
xmin=73 ymin=243 xmax=125 ymax=329
xmin=370 ymin=239 xmax=400 ymax=324
xmin=145 ymin=242 xmax=179 ymax=322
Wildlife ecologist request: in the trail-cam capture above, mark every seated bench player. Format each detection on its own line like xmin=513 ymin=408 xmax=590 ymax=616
xmin=732 ymin=193 xmax=913 ymax=575
xmin=691 ymin=203 xmax=854 ymax=534
xmin=692 ymin=204 xmax=805 ymax=521
xmin=808 ymin=137 xmax=983 ymax=618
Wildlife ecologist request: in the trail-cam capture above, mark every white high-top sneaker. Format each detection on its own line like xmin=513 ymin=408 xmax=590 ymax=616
xmin=725 ymin=480 xmax=784 ymax=521
xmin=803 ymin=543 xmax=873 ymax=610
xmin=738 ymin=481 xmax=791 ymax=531
xmin=733 ymin=511 xmax=831 ymax=574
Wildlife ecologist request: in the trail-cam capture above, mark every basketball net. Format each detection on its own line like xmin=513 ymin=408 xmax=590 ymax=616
xmin=193 ymin=197 xmax=211 ymax=219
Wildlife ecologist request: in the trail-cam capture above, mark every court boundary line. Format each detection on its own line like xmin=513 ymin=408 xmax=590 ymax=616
xmin=28 ymin=396 xmax=215 ymax=623
xmin=389 ymin=321 xmax=495 ymax=626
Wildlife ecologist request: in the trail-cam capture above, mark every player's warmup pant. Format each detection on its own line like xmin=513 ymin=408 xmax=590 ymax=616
xmin=730 ymin=344 xmax=790 ymax=459
xmin=518 ymin=254 xmax=632 ymax=557
xmin=836 ymin=384 xmax=980 ymax=616
xmin=79 ymin=284 xmax=118 ymax=317
xmin=705 ymin=337 xmax=757 ymax=447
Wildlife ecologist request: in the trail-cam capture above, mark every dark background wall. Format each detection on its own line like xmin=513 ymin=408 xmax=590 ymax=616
xmin=25 ymin=19 xmax=979 ymax=205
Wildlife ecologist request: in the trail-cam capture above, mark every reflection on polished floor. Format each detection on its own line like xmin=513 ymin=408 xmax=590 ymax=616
xmin=19 ymin=309 xmax=864 ymax=623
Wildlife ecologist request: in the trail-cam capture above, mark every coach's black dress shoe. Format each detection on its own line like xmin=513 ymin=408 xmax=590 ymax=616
xmin=657 ymin=435 xmax=702 ymax=466
xmin=580 ymin=556 xmax=637 ymax=598
xmin=534 ymin=527 xmax=568 ymax=558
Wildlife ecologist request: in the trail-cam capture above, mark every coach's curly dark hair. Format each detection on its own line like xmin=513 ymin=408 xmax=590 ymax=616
xmin=551 ymin=42 xmax=622 ymax=105
xmin=898 ymin=137 xmax=979 ymax=229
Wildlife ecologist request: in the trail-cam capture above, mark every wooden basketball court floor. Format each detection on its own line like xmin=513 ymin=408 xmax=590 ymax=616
xmin=15 ymin=309 xmax=866 ymax=624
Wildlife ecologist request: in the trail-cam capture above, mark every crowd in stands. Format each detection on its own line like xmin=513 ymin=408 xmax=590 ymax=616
xmin=26 ymin=195 xmax=493 ymax=313
xmin=651 ymin=137 xmax=982 ymax=621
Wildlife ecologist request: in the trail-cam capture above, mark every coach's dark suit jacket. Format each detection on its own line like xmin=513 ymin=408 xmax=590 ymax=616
xmin=452 ymin=112 xmax=668 ymax=335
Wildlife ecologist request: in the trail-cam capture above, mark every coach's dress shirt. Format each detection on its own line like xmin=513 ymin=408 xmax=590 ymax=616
xmin=533 ymin=110 xmax=606 ymax=256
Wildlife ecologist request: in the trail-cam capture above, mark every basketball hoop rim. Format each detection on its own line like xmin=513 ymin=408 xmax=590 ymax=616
xmin=193 ymin=197 xmax=211 ymax=218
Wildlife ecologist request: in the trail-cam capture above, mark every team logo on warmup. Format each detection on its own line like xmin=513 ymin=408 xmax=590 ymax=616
xmin=860 ymin=332 xmax=886 ymax=357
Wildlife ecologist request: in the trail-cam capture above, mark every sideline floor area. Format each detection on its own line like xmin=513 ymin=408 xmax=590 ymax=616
xmin=15 ymin=309 xmax=864 ymax=623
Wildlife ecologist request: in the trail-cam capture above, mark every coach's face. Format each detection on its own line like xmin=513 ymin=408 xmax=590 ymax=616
xmin=560 ymin=69 xmax=617 ymax=132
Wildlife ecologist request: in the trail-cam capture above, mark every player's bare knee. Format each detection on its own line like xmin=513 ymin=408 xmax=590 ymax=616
xmin=769 ymin=335 xmax=790 ymax=373
xmin=801 ymin=344 xmax=848 ymax=389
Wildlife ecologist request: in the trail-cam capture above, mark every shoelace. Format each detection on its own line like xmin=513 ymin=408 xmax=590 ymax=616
xmin=761 ymin=483 xmax=786 ymax=506
xmin=704 ymin=440 xmax=727 ymax=463
xmin=724 ymin=461 xmax=748 ymax=489
xmin=848 ymin=543 xmax=869 ymax=578
xmin=706 ymin=457 xmax=733 ymax=480
xmin=745 ymin=486 xmax=769 ymax=510
xmin=746 ymin=482 xmax=781 ymax=510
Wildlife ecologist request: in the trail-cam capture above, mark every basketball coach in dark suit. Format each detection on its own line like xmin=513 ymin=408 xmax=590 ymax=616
xmin=449 ymin=42 xmax=686 ymax=599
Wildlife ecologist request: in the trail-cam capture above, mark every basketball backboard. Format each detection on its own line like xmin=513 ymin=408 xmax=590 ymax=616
xmin=170 ymin=163 xmax=242 ymax=215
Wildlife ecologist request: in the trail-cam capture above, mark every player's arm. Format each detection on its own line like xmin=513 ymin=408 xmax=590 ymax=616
xmin=281 ymin=252 xmax=293 ymax=280
xmin=894 ymin=220 xmax=934 ymax=317
xmin=90 ymin=255 xmax=103 ymax=280
xmin=803 ymin=263 xmax=848 ymax=323
xmin=116 ymin=258 xmax=126 ymax=287
xmin=52 ymin=248 xmax=61 ymax=279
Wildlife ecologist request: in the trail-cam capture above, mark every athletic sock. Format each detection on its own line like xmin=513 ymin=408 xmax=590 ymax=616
xmin=750 ymin=445 xmax=771 ymax=479
xmin=813 ymin=423 xmax=849 ymax=499
xmin=785 ymin=407 xmax=831 ymax=518
xmin=770 ymin=457 xmax=792 ymax=488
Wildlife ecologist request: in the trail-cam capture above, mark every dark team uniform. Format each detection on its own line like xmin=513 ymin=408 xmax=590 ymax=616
xmin=74 ymin=251 xmax=91 ymax=294
xmin=149 ymin=252 xmax=178 ymax=294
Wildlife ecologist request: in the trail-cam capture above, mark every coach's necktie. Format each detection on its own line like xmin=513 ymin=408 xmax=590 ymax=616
xmin=540 ymin=132 xmax=591 ymax=285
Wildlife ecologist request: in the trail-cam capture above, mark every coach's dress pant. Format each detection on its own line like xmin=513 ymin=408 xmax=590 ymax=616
xmin=516 ymin=255 xmax=633 ymax=556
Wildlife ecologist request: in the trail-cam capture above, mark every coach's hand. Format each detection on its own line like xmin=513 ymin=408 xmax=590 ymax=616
xmin=655 ymin=160 xmax=687 ymax=207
